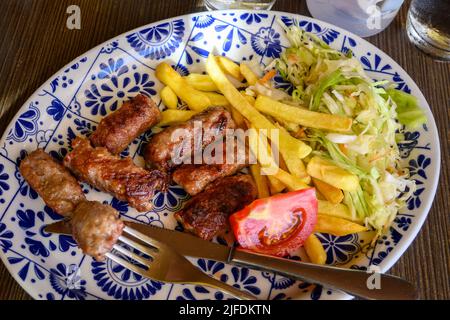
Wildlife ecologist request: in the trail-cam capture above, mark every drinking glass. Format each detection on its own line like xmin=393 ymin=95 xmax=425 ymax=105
xmin=204 ymin=0 xmax=276 ymax=10
xmin=406 ymin=0 xmax=450 ymax=61
xmin=306 ymin=0 xmax=405 ymax=38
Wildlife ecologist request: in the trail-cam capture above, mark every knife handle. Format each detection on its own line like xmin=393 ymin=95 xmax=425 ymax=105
xmin=231 ymin=250 xmax=417 ymax=300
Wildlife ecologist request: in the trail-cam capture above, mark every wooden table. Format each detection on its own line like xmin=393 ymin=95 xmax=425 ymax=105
xmin=0 ymin=0 xmax=448 ymax=300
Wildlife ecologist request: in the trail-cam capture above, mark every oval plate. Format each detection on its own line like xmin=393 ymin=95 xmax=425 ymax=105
xmin=0 ymin=10 xmax=440 ymax=300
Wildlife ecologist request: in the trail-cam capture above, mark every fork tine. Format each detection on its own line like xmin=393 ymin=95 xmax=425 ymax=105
xmin=113 ymin=244 xmax=151 ymax=267
xmin=123 ymin=226 xmax=162 ymax=249
xmin=118 ymin=235 xmax=156 ymax=258
xmin=106 ymin=252 xmax=150 ymax=278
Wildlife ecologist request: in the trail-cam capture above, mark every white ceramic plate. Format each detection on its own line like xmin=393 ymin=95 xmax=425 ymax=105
xmin=0 ymin=10 xmax=440 ymax=300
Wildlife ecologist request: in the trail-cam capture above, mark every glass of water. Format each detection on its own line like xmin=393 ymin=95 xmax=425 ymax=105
xmin=306 ymin=0 xmax=405 ymax=38
xmin=204 ymin=0 xmax=276 ymax=10
xmin=406 ymin=0 xmax=450 ymax=61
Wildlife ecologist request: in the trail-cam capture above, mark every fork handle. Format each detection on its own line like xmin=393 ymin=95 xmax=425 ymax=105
xmin=193 ymin=272 xmax=258 ymax=300
xmin=231 ymin=250 xmax=418 ymax=300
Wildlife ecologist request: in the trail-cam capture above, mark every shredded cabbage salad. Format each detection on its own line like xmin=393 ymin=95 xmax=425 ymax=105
xmin=268 ymin=22 xmax=427 ymax=236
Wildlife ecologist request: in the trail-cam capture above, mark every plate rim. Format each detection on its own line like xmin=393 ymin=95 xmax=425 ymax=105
xmin=0 ymin=9 xmax=441 ymax=300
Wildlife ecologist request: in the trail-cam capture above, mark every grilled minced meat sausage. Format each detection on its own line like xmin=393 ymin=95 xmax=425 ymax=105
xmin=19 ymin=149 xmax=85 ymax=216
xmin=71 ymin=200 xmax=124 ymax=261
xmin=64 ymin=137 xmax=167 ymax=212
xmin=144 ymin=106 xmax=236 ymax=172
xmin=175 ymin=175 xmax=257 ymax=240
xmin=90 ymin=94 xmax=161 ymax=155
xmin=172 ymin=138 xmax=249 ymax=196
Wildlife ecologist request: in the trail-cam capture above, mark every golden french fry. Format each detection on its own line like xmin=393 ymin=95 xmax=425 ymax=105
xmin=228 ymin=93 xmax=255 ymax=128
xmin=278 ymin=119 xmax=301 ymax=133
xmin=278 ymin=153 xmax=288 ymax=171
xmin=255 ymin=95 xmax=353 ymax=132
xmin=274 ymin=169 xmax=309 ymax=192
xmin=304 ymin=234 xmax=327 ymax=265
xmin=313 ymin=178 xmax=344 ymax=204
xmin=248 ymin=125 xmax=308 ymax=191
xmin=158 ymin=109 xmax=198 ymax=127
xmin=273 ymin=123 xmax=310 ymax=184
xmin=314 ymin=214 xmax=367 ymax=236
xmin=241 ymin=92 xmax=255 ymax=105
xmin=205 ymin=54 xmax=312 ymax=160
xmin=240 ymin=63 xmax=258 ymax=85
xmin=267 ymin=175 xmax=286 ymax=194
xmin=318 ymin=200 xmax=364 ymax=224
xmin=160 ymin=86 xmax=178 ymax=109
xmin=250 ymin=164 xmax=270 ymax=199
xmin=185 ymin=73 xmax=245 ymax=91
xmin=184 ymin=73 xmax=218 ymax=91
xmin=307 ymin=156 xmax=359 ymax=192
xmin=230 ymin=107 xmax=246 ymax=129
xmin=203 ymin=92 xmax=229 ymax=106
xmin=156 ymin=63 xmax=211 ymax=111
xmin=315 ymin=190 xmax=327 ymax=200
xmin=248 ymin=125 xmax=277 ymax=173
xmin=216 ymin=56 xmax=244 ymax=81
xmin=265 ymin=135 xmax=287 ymax=194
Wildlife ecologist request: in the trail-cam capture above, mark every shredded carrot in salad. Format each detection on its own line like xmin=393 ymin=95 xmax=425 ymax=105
xmin=259 ymin=69 xmax=276 ymax=84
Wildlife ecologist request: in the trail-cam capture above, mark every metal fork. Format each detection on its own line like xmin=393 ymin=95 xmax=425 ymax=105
xmin=106 ymin=226 xmax=257 ymax=300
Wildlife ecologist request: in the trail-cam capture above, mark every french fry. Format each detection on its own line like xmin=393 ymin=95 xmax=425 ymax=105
xmin=313 ymin=178 xmax=344 ymax=204
xmin=240 ymin=63 xmax=258 ymax=85
xmin=160 ymin=86 xmax=178 ymax=109
xmin=227 ymin=93 xmax=255 ymax=129
xmin=255 ymin=95 xmax=353 ymax=132
xmin=304 ymin=234 xmax=327 ymax=265
xmin=156 ymin=63 xmax=211 ymax=111
xmin=216 ymin=56 xmax=244 ymax=81
xmin=205 ymin=54 xmax=312 ymax=160
xmin=314 ymin=214 xmax=367 ymax=236
xmin=158 ymin=109 xmax=197 ymax=127
xmin=278 ymin=153 xmax=288 ymax=171
xmin=267 ymin=175 xmax=286 ymax=194
xmin=248 ymin=125 xmax=308 ymax=191
xmin=230 ymin=107 xmax=246 ymax=129
xmin=250 ymin=164 xmax=270 ymax=199
xmin=273 ymin=169 xmax=309 ymax=192
xmin=273 ymin=123 xmax=310 ymax=184
xmin=265 ymin=135 xmax=287 ymax=194
xmin=203 ymin=92 xmax=229 ymax=106
xmin=277 ymin=119 xmax=301 ymax=133
xmin=318 ymin=200 xmax=364 ymax=224
xmin=248 ymin=125 xmax=278 ymax=174
xmin=241 ymin=93 xmax=255 ymax=105
xmin=306 ymin=156 xmax=359 ymax=192
xmin=315 ymin=190 xmax=327 ymax=200
xmin=184 ymin=73 xmax=218 ymax=91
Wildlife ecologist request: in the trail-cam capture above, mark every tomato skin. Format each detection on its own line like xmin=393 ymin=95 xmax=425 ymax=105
xmin=229 ymin=188 xmax=318 ymax=257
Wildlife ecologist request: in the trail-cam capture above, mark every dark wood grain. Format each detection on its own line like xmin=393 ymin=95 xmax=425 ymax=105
xmin=0 ymin=0 xmax=448 ymax=300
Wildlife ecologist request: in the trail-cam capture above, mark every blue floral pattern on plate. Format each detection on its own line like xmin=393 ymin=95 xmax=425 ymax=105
xmin=0 ymin=11 xmax=440 ymax=300
xmin=91 ymin=249 xmax=163 ymax=300
xmin=84 ymin=58 xmax=157 ymax=116
xmin=127 ymin=19 xmax=185 ymax=60
xmin=7 ymin=103 xmax=40 ymax=143
xmin=49 ymin=263 xmax=87 ymax=300
xmin=251 ymin=27 xmax=281 ymax=58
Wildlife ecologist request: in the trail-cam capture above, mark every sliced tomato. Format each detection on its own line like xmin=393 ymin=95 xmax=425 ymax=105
xmin=229 ymin=188 xmax=318 ymax=257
